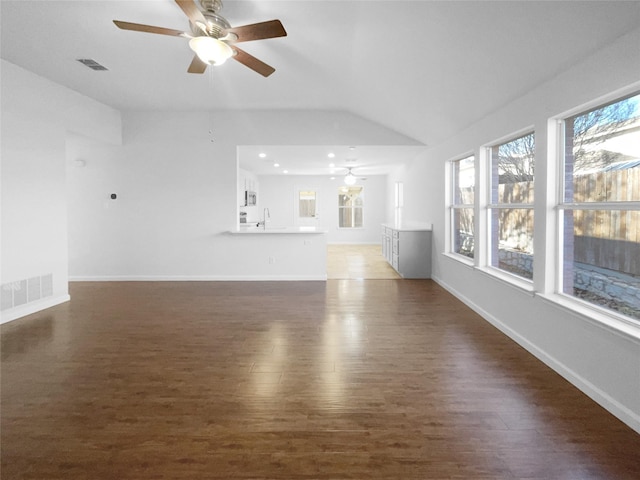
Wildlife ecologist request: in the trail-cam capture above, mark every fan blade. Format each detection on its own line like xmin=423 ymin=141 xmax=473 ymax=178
xmin=232 ymin=47 xmax=275 ymax=77
xmin=226 ymin=19 xmax=287 ymax=43
xmin=113 ymin=20 xmax=187 ymax=37
xmin=175 ymin=0 xmax=207 ymax=27
xmin=188 ymin=55 xmax=208 ymax=74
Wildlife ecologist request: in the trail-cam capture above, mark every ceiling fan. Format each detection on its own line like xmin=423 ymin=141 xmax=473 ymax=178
xmin=342 ymin=167 xmax=367 ymax=185
xmin=113 ymin=0 xmax=287 ymax=77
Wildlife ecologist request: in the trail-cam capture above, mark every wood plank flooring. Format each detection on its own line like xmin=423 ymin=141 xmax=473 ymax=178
xmin=2 ymin=280 xmax=639 ymax=479
xmin=327 ymin=244 xmax=400 ymax=279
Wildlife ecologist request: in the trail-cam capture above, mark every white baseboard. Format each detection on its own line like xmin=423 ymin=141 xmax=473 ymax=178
xmin=69 ymin=275 xmax=328 ymax=282
xmin=0 ymin=294 xmax=70 ymax=325
xmin=432 ymin=275 xmax=640 ymax=434
xmin=327 ymin=241 xmax=381 ymax=245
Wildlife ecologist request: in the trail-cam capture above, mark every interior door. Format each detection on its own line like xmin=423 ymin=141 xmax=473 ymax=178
xmin=294 ymin=185 xmax=320 ymax=227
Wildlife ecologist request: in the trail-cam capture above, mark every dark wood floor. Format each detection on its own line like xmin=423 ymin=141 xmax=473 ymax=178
xmin=2 ymin=280 xmax=639 ymax=479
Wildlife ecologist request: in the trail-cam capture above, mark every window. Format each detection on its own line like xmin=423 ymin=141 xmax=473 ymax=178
xmin=298 ymin=190 xmax=317 ymax=218
xmin=489 ymin=133 xmax=535 ymax=280
xmin=338 ymin=185 xmax=363 ymax=228
xmin=450 ymin=155 xmax=475 ymax=258
xmin=559 ymin=92 xmax=640 ymax=321
xmin=394 ymin=181 xmax=404 ymax=226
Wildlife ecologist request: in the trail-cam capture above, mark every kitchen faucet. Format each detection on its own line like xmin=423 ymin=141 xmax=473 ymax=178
xmin=257 ymin=207 xmax=270 ymax=230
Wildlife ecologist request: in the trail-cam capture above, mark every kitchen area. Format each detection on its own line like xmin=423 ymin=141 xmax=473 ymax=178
xmin=235 ymin=165 xmax=431 ymax=279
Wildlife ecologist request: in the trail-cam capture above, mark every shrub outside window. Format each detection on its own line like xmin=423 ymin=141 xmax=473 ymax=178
xmin=489 ymin=133 xmax=535 ymax=280
xmin=450 ymin=155 xmax=475 ymax=259
xmin=560 ymin=92 xmax=640 ymax=321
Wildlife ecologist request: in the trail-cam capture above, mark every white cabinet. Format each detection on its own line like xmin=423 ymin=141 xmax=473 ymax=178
xmin=381 ymin=224 xmax=432 ymax=278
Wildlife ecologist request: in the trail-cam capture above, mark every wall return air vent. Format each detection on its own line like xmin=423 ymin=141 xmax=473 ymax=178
xmin=76 ymin=58 xmax=109 ymax=71
xmin=1 ymin=274 xmax=53 ymax=311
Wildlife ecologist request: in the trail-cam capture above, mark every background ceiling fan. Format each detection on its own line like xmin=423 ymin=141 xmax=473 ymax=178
xmin=114 ymin=0 xmax=286 ymax=77
xmin=342 ymin=167 xmax=368 ymax=185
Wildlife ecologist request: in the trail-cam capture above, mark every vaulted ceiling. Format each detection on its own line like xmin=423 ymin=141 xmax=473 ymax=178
xmin=2 ymin=0 xmax=640 ymax=171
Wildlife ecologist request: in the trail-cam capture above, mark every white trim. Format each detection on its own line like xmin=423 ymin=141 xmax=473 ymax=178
xmin=0 ymin=294 xmax=70 ymax=325
xmin=69 ymin=275 xmax=328 ymax=282
xmin=441 ymin=251 xmax=475 ymax=268
xmin=537 ymin=292 xmax=640 ymax=342
xmin=558 ymin=202 xmax=640 ymax=210
xmin=432 ymin=275 xmax=640 ymax=434
xmin=482 ymin=125 xmax=537 ymax=151
xmin=488 ymin=203 xmax=535 ymax=209
xmin=448 ymin=154 xmax=476 ymax=258
xmin=451 ymin=204 xmax=475 ymax=209
xmin=327 ymin=241 xmax=379 ymax=245
xmin=447 ymin=152 xmax=475 ymax=164
xmin=551 ymin=82 xmax=640 ymax=121
xmin=474 ymin=266 xmax=535 ymax=295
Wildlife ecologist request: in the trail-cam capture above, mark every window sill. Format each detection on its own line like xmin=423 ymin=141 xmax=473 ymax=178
xmin=474 ymin=266 xmax=535 ymax=296
xmin=536 ymin=292 xmax=640 ymax=343
xmin=442 ymin=252 xmax=474 ymax=268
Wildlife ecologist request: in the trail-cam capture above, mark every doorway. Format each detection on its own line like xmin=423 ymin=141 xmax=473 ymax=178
xmin=294 ymin=185 xmax=320 ymax=227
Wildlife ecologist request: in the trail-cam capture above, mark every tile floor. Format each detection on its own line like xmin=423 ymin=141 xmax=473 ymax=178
xmin=326 ymin=244 xmax=401 ymax=280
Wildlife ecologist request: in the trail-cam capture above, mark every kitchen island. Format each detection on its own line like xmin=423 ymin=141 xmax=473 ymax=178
xmin=225 ymin=225 xmax=327 ymax=280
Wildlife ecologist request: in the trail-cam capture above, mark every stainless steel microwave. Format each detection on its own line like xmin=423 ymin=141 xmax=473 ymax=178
xmin=245 ymin=190 xmax=257 ymax=206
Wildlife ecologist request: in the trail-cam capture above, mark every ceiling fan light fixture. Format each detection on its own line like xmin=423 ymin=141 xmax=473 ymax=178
xmin=344 ymin=171 xmax=357 ymax=185
xmin=189 ymin=36 xmax=233 ymax=65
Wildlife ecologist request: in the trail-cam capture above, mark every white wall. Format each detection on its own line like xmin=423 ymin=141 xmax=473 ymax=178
xmin=0 ymin=60 xmax=121 ymax=323
xmin=65 ymin=110 xmax=417 ymax=280
xmin=393 ymin=27 xmax=640 ymax=432
xmin=258 ymin=174 xmax=387 ymax=244
xmin=66 ymin=133 xmax=126 ymax=278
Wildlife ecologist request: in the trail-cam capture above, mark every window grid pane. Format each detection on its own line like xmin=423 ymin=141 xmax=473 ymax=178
xmin=562 ymin=209 xmax=640 ymax=320
xmin=338 ymin=186 xmax=364 ymax=228
xmin=490 ymin=133 xmax=535 ymax=280
xmin=452 ymin=207 xmax=474 ymax=258
xmin=454 ymin=155 xmax=475 ymax=205
xmin=565 ymin=92 xmax=640 ymax=203
xmin=561 ymin=92 xmax=640 ymax=322
xmin=490 ymin=208 xmax=534 ymax=280
xmin=451 ymin=155 xmax=475 ymax=258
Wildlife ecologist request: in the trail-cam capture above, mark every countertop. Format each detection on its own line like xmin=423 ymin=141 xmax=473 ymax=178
xmin=382 ymin=223 xmax=433 ymax=232
xmin=229 ymin=226 xmax=327 ymax=234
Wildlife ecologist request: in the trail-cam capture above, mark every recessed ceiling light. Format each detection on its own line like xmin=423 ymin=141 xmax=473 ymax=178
xmin=330 ymin=170 xmax=336 ymax=174
xmin=283 ymin=170 xmax=289 ymax=174
xmin=349 ymin=146 xmax=356 ymax=151
xmin=330 ymin=177 xmax=336 ymax=180
xmin=259 ymin=153 xmax=266 ymax=158
xmin=329 ymin=163 xmax=335 ymax=168
xmin=328 ymin=153 xmax=335 ymax=158
xmin=273 ymin=163 xmax=280 ymax=167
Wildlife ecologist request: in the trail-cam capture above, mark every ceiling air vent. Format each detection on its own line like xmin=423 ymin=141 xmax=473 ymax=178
xmin=76 ymin=58 xmax=109 ymax=71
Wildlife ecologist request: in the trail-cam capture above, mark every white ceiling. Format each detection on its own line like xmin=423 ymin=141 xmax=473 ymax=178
xmin=3 ymin=0 xmax=640 ymax=175
xmin=238 ymin=145 xmax=427 ymax=176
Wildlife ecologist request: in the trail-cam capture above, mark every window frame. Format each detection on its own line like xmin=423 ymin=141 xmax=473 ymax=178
xmin=485 ymin=131 xmax=536 ymax=283
xmin=555 ymin=91 xmax=640 ymax=326
xmin=337 ymin=185 xmax=364 ymax=229
xmin=448 ymin=154 xmax=476 ymax=263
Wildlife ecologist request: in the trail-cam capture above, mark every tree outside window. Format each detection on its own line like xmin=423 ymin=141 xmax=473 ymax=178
xmin=561 ymin=92 xmax=640 ymax=321
xmin=489 ymin=133 xmax=535 ymax=280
